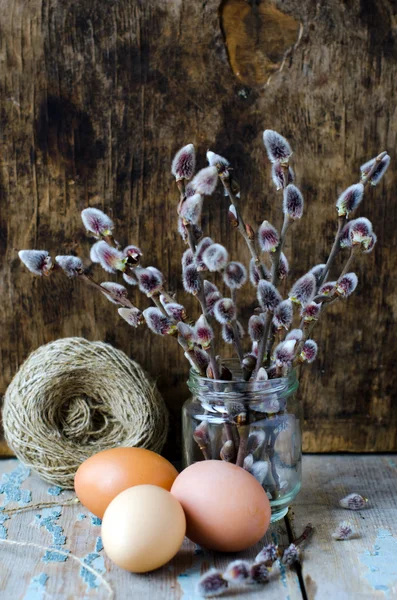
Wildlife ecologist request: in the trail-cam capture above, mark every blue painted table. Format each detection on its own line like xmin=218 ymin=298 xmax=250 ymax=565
xmin=0 ymin=455 xmax=396 ymax=599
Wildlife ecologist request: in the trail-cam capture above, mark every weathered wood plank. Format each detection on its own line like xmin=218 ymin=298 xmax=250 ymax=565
xmin=0 ymin=458 xmax=302 ymax=599
xmin=291 ymin=454 xmax=397 ymax=599
xmin=0 ymin=0 xmax=396 ymax=455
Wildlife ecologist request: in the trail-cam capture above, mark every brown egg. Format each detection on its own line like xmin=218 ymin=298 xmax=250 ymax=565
xmin=171 ymin=460 xmax=271 ymax=552
xmin=74 ymin=447 xmax=179 ymax=518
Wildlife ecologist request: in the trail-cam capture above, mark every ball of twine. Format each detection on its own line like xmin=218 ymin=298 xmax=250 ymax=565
xmin=2 ymin=338 xmax=168 ymax=488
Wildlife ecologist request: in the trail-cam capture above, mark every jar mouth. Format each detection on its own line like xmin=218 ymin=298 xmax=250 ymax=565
xmin=187 ymin=358 xmax=298 ymax=400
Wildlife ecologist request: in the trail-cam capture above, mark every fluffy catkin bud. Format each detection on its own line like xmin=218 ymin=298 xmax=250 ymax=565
xmin=193 ymin=421 xmax=210 ymax=449
xmin=289 ymin=273 xmax=316 ymax=306
xmin=271 ymin=161 xmax=294 ymax=190
xmin=183 ymin=264 xmax=201 ymax=295
xmin=118 ymin=307 xmax=143 ymax=327
xmin=336 ymin=273 xmax=358 ymax=297
xmin=309 ymin=263 xmax=326 ymax=284
xmin=164 ymin=302 xmax=186 ymax=321
xmin=196 ymin=570 xmax=228 ymax=598
xmin=202 ymin=244 xmax=229 ymax=272
xmin=223 ymin=262 xmax=247 ymax=289
xmin=195 ymin=237 xmax=214 ymax=271
xmin=143 ymin=308 xmax=175 ymax=335
xmin=206 ymin=150 xmax=230 ymax=176
xmin=171 ymin=144 xmax=196 ymax=181
xmin=206 ymin=291 xmax=222 ymax=316
xmin=90 ymin=241 xmax=102 ymax=263
xmin=220 ymin=440 xmax=235 ymax=462
xmin=339 ymin=493 xmax=368 ymax=510
xmin=286 ymin=329 xmax=303 ymax=342
xmin=81 ymin=207 xmax=114 ymax=238
xmin=190 ymin=166 xmax=218 ymax=196
xmin=281 ymin=543 xmax=300 ymax=566
xmin=283 ymin=184 xmax=304 ymax=219
xmin=249 ymin=259 xmax=262 ymax=287
xmin=222 ymin=321 xmax=244 ymax=344
xmin=250 ymin=461 xmax=268 ymax=485
xmin=339 ymin=222 xmax=353 ymax=249
xmin=55 ymin=255 xmax=84 ymax=278
xmin=318 ymin=281 xmax=336 ymax=296
xmin=336 ymin=183 xmax=364 ymax=217
xmin=255 ymin=543 xmax=279 ymax=566
xmin=248 ymin=315 xmax=265 ymax=342
xmin=349 ymin=217 xmax=373 ymax=248
xmin=255 ymin=367 xmax=268 ymax=382
xmin=263 ymin=130 xmax=292 ymax=163
xmin=123 ymin=272 xmax=137 ymax=285
xmin=179 ymin=194 xmax=203 ymax=225
xmin=177 ymin=322 xmax=195 ymax=351
xmin=278 ymin=252 xmax=289 ymax=280
xmin=223 ymin=560 xmax=250 ymax=583
xmin=214 ymin=298 xmax=236 ymax=323
xmin=182 ymin=248 xmax=194 ymax=270
xmin=363 ymin=232 xmax=377 ymax=253
xmin=300 ymin=339 xmax=318 ymax=363
xmin=301 ymin=301 xmax=322 ymax=322
xmin=178 ymin=217 xmax=188 ymax=242
xmin=204 ymin=279 xmax=218 ymax=295
xmin=123 ymin=245 xmax=142 ymax=263
xmin=194 ymin=315 xmax=214 ymax=349
xmin=332 ymin=521 xmax=355 ymax=541
xmin=100 ymin=282 xmax=129 ymax=305
xmin=95 ymin=241 xmax=126 ymax=274
xmin=274 ymin=340 xmax=296 ymax=366
xmin=360 ymin=154 xmax=390 ymax=186
xmin=247 ymin=430 xmax=266 ymax=453
xmin=250 ymin=562 xmax=270 ymax=584
xmin=257 ymin=280 xmax=282 ymax=312
xmin=135 ymin=266 xmax=164 ymax=297
xmin=273 ymin=299 xmax=293 ymax=330
xmin=258 ymin=221 xmax=279 ymax=253
xmin=19 ymin=250 xmax=52 ymax=276
xmin=228 ymin=204 xmax=239 ymax=228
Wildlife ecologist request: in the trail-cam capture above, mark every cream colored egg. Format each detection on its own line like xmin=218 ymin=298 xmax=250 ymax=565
xmin=101 ymin=485 xmax=186 ymax=573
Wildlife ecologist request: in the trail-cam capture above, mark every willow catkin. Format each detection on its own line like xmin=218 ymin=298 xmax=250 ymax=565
xmin=2 ymin=338 xmax=168 ymax=488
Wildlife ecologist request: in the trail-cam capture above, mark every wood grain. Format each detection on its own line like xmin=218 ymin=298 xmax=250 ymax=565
xmin=0 ymin=0 xmax=396 ymax=455
xmin=0 ymin=458 xmax=301 ymax=599
xmin=291 ymin=454 xmax=397 ymax=598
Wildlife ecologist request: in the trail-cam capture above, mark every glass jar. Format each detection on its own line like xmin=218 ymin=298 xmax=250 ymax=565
xmin=182 ymin=359 xmax=301 ymax=522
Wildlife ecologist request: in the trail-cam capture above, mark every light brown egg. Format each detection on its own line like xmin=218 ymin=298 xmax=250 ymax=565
xmin=74 ymin=447 xmax=179 ymax=518
xmin=101 ymin=485 xmax=186 ymax=572
xmin=171 ymin=460 xmax=271 ymax=552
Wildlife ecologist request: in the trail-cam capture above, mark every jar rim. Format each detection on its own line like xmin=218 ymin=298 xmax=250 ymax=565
xmin=187 ymin=358 xmax=298 ymax=399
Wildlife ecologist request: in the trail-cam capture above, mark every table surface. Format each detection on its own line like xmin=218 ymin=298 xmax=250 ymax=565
xmin=0 ymin=455 xmax=396 ymax=600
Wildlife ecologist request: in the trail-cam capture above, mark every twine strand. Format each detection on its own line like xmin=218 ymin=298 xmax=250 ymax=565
xmin=0 ymin=538 xmax=114 ymax=598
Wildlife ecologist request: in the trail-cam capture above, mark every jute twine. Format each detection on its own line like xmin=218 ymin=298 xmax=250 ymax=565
xmin=2 ymin=338 xmax=168 ymax=488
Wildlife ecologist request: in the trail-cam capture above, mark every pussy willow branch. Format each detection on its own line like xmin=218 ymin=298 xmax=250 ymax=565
xmin=316 ymin=216 xmax=345 ymax=289
xmin=317 ymin=151 xmax=387 ymax=289
xmin=271 ymin=215 xmax=292 ymax=287
xmin=186 ymin=226 xmax=220 ymax=381
xmin=230 ymin=288 xmax=245 ymax=365
xmin=222 ymin=177 xmax=268 ymax=280
xmin=81 ymin=273 xmax=135 ymax=308
xmin=252 ymin=312 xmax=273 ymax=378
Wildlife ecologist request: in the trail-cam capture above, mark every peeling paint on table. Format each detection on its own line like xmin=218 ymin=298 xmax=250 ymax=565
xmin=22 ymin=573 xmax=49 ymax=600
xmin=0 ymin=463 xmax=31 ymax=507
xmin=35 ymin=507 xmax=69 ymax=563
xmin=359 ymin=529 xmax=397 ymax=597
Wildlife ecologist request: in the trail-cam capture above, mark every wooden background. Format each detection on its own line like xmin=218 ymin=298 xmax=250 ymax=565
xmin=1 ymin=0 xmax=396 ymax=457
